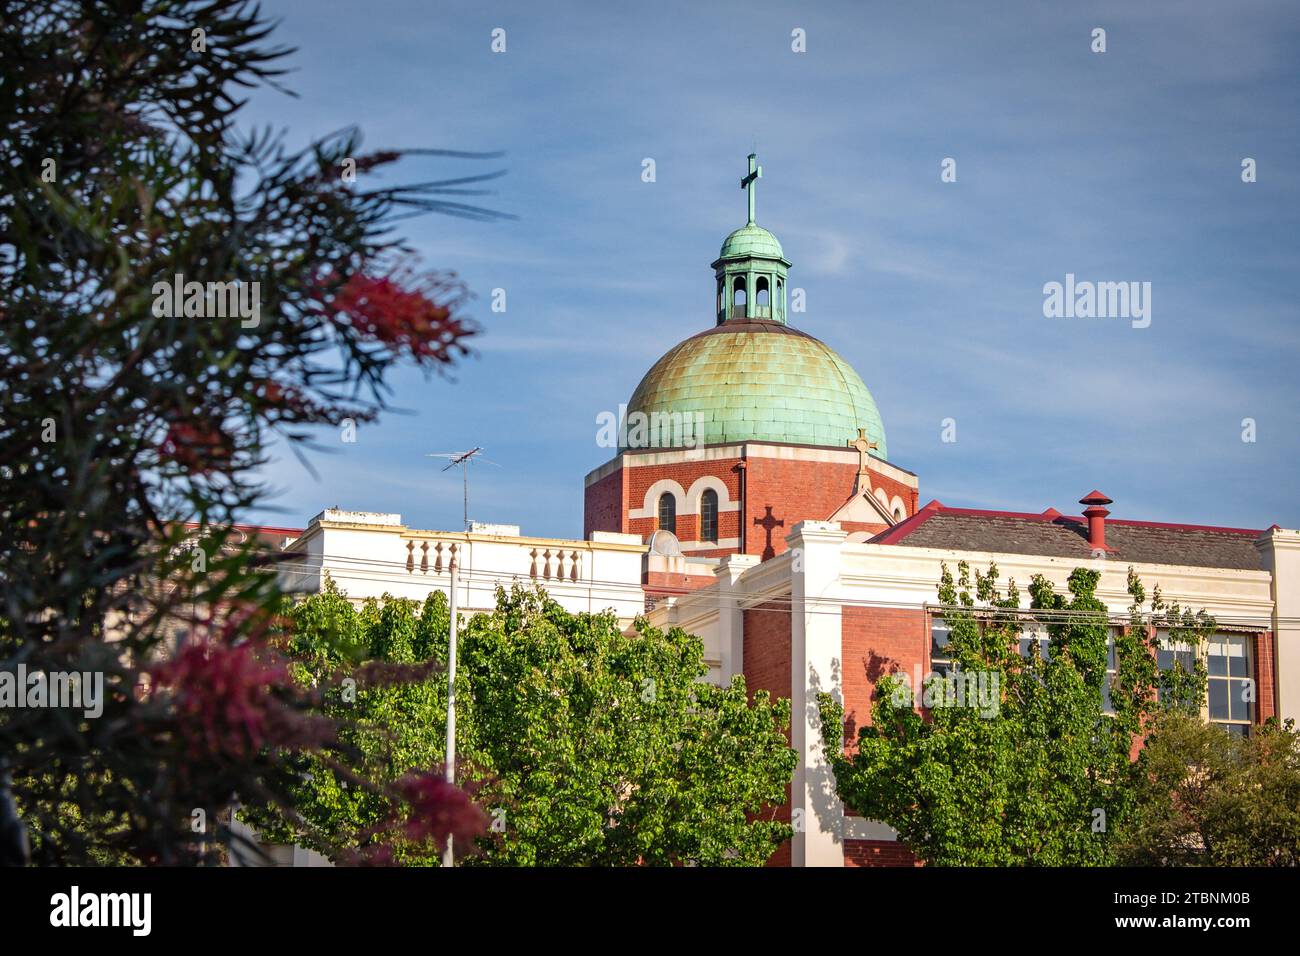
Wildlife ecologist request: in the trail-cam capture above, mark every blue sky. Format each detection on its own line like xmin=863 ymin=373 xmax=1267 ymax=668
xmin=241 ymin=0 xmax=1300 ymax=536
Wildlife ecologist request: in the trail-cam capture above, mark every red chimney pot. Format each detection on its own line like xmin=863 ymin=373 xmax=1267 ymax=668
xmin=1079 ymin=490 xmax=1112 ymax=550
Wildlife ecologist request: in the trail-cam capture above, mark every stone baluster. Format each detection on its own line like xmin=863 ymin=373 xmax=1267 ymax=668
xmin=434 ymin=541 xmax=444 ymax=573
xmin=405 ymin=540 xmax=414 ymax=573
xmin=529 ymin=548 xmax=538 ymax=579
xmin=420 ymin=541 xmax=429 ymax=574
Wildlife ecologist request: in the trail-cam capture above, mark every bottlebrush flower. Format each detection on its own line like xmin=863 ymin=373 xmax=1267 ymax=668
xmin=158 ymin=421 xmax=234 ymax=474
xmin=149 ymin=638 xmax=330 ymax=762
xmin=320 ymin=265 xmax=477 ymax=364
xmin=394 ymin=771 xmax=486 ymax=849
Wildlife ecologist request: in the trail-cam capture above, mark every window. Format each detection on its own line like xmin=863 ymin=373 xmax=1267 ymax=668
xmin=755 ymin=276 xmax=770 ymax=315
xmin=930 ymin=616 xmax=953 ymax=678
xmin=1153 ymin=630 xmax=1254 ymax=735
xmin=731 ymin=276 xmax=747 ymax=312
xmin=700 ymin=489 xmax=718 ymax=543
xmin=657 ymin=492 xmax=676 ymax=534
xmin=1207 ymin=635 xmax=1253 ymax=736
xmin=1156 ymin=631 xmax=1196 ymax=706
xmin=1102 ymin=630 xmax=1118 ymax=714
xmin=1018 ymin=620 xmax=1051 ymax=662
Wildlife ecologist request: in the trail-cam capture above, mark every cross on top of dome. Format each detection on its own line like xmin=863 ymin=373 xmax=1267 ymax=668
xmin=740 ymin=153 xmax=762 ymax=224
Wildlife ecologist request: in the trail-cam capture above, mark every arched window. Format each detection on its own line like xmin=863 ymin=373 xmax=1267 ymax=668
xmin=731 ymin=276 xmax=747 ymax=316
xmin=775 ymin=278 xmax=783 ymax=318
xmin=755 ymin=276 xmax=770 ymax=316
xmin=717 ymin=280 xmax=724 ymax=318
xmin=657 ymin=492 xmax=676 ymax=534
xmin=700 ymin=489 xmax=719 ymax=543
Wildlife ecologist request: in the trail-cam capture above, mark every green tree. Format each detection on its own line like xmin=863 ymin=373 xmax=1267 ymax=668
xmin=253 ymin=582 xmax=798 ymax=866
xmin=817 ymin=561 xmax=1214 ymax=865
xmin=1117 ymin=712 xmax=1300 ymax=866
xmin=1 ymin=0 xmax=496 ymax=864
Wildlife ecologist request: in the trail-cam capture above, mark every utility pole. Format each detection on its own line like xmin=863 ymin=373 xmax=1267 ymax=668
xmin=442 ymin=543 xmax=459 ymax=867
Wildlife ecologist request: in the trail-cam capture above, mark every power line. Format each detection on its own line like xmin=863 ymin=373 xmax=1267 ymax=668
xmin=260 ymin=557 xmax=1292 ymax=628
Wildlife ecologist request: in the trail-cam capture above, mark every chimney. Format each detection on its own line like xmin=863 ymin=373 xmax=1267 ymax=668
xmin=1078 ymin=490 xmax=1114 ymax=551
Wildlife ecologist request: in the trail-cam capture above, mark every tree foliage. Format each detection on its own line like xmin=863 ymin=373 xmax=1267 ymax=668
xmin=1117 ymin=711 xmax=1300 ymax=866
xmin=0 ymin=0 xmax=496 ymax=863
xmin=818 ymin=561 xmax=1215 ymax=865
xmin=252 ymin=582 xmax=798 ymax=866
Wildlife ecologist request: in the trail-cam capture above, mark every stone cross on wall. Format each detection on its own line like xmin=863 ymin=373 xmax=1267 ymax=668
xmin=848 ymin=427 xmax=877 ymax=495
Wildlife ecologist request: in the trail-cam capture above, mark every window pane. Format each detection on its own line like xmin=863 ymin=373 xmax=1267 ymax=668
xmin=1208 ymin=652 xmax=1228 ymax=677
xmin=931 ymin=619 xmax=950 ymax=656
xmin=700 ymin=490 xmax=718 ymax=543
xmin=1229 ymin=680 xmax=1251 ymax=721
xmin=1208 ymin=680 xmax=1229 ymax=721
xmin=657 ymin=493 xmax=676 ymax=534
xmin=1229 ymin=641 xmax=1250 ymax=677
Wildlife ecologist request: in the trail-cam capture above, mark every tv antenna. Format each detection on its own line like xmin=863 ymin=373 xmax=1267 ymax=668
xmin=426 ymin=447 xmax=499 ymax=530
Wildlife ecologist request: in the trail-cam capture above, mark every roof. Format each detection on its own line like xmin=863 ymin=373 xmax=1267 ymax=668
xmin=624 ymin=319 xmax=887 ymax=454
xmin=870 ymin=503 xmax=1265 ymax=571
xmin=716 ymin=222 xmax=786 ymax=263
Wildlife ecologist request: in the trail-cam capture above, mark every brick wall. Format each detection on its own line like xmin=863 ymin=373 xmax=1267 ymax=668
xmin=743 ymin=601 xmax=793 ymax=866
xmin=1256 ymin=630 xmax=1277 ymax=722
xmin=840 ymin=605 xmax=929 ymax=751
xmin=583 ymin=466 xmax=626 ymax=538
xmin=600 ymin=447 xmax=917 ymax=560
xmin=744 ymin=457 xmax=916 ymax=559
xmin=843 ymin=839 xmax=921 ymax=867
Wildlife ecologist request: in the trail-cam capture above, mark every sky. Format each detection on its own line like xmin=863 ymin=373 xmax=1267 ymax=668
xmin=239 ymin=0 xmax=1300 ymax=537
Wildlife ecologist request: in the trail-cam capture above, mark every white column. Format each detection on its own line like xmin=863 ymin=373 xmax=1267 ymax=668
xmin=1257 ymin=529 xmax=1300 ymax=724
xmin=713 ymin=553 xmax=759 ymax=681
xmin=787 ymin=520 xmax=847 ymax=867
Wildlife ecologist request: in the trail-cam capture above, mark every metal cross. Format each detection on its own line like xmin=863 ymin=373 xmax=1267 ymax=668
xmin=740 ymin=153 xmax=762 ymax=223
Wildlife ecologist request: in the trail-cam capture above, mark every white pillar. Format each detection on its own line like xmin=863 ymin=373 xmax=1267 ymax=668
xmin=713 ymin=553 xmax=759 ymax=681
xmin=787 ymin=520 xmax=847 ymax=867
xmin=1256 ymin=529 xmax=1300 ymax=724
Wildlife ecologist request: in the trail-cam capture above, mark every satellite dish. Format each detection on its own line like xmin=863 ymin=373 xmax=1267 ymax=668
xmin=646 ymin=529 xmax=683 ymax=558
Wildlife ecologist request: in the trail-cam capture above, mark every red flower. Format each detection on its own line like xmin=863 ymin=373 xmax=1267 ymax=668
xmin=321 ymin=266 xmax=476 ymax=364
xmin=395 ymin=771 xmax=486 ymax=849
xmin=150 ymin=637 xmax=325 ymax=761
xmin=158 ymin=421 xmax=234 ymax=474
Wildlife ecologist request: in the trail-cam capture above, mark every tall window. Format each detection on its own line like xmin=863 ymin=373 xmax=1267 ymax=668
xmin=1154 ymin=630 xmax=1254 ymax=736
xmin=1207 ymin=635 xmax=1253 ymax=736
xmin=657 ymin=492 xmax=676 ymax=534
xmin=1018 ymin=620 xmax=1051 ymax=662
xmin=930 ymin=616 xmax=953 ymax=678
xmin=700 ymin=489 xmax=718 ymax=543
xmin=1156 ymin=632 xmax=1196 ymax=706
xmin=1101 ymin=630 xmax=1118 ymax=713
xmin=731 ymin=276 xmax=746 ymax=316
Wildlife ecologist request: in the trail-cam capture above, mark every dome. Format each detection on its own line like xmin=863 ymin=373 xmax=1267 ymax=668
xmin=718 ymin=223 xmax=785 ymax=263
xmin=624 ymin=319 xmax=887 ymax=455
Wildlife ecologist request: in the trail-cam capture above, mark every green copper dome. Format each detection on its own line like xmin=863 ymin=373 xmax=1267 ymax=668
xmin=621 ymin=154 xmax=888 ymax=456
xmin=623 ymin=320 xmax=888 ymax=454
xmin=718 ymin=223 xmax=785 ymax=262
